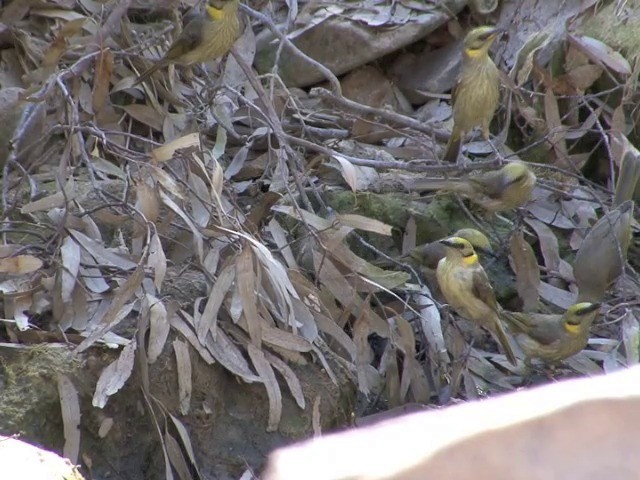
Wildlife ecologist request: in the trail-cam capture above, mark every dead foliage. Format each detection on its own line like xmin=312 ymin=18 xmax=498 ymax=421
xmin=0 ymin=0 xmax=639 ymax=478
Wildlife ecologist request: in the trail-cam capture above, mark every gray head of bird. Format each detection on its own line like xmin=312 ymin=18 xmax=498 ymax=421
xmin=501 ymin=161 xmax=535 ymax=187
xmin=454 ymin=228 xmax=493 ymax=254
xmin=439 ymin=236 xmax=477 ymax=259
xmin=463 ymin=26 xmax=503 ymax=53
xmin=568 ymin=302 xmax=601 ymax=320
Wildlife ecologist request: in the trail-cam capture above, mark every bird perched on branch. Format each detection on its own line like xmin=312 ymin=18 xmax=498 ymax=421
xmin=501 ymin=302 xmax=601 ymax=365
xmin=573 ymin=200 xmax=634 ymax=302
xmin=436 ymin=236 xmax=517 ymax=365
xmin=413 ymin=161 xmax=536 ymax=213
xmin=443 ymin=26 xmax=503 ymax=163
xmin=135 ymin=0 xmax=241 ymax=84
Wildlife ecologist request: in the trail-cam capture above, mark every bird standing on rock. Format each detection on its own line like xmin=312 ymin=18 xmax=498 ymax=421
xmin=436 ymin=236 xmax=517 ymax=365
xmin=136 ymin=0 xmax=241 ymax=84
xmin=443 ymin=26 xmax=503 ymax=164
xmin=501 ymin=302 xmax=601 ymax=365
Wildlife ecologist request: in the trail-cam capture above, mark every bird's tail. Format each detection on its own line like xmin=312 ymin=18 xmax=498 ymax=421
xmin=443 ymin=135 xmax=462 ymax=163
xmin=412 ymin=177 xmax=474 ymax=197
xmin=135 ymin=63 xmax=162 ymax=85
xmin=500 ymin=310 xmax=528 ymax=334
xmin=490 ymin=319 xmax=518 ymax=366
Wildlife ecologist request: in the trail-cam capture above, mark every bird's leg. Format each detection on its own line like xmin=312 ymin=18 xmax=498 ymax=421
xmin=487 ymin=137 xmax=506 ymax=166
xmin=480 ymin=122 xmax=505 ymax=166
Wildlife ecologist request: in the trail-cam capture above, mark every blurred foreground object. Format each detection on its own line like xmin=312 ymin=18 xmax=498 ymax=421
xmin=0 ymin=436 xmax=84 ymax=480
xmin=264 ymin=366 xmax=640 ymax=480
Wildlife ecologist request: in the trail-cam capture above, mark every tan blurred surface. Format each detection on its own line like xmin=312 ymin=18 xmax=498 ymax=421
xmin=264 ymin=366 xmax=640 ymax=480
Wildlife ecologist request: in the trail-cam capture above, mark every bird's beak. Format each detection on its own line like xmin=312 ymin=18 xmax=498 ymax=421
xmin=439 ymin=238 xmax=457 ymax=249
xmin=482 ymin=27 xmax=504 ymax=41
xmin=488 ymin=27 xmax=504 ymax=38
xmin=579 ymin=303 xmax=602 ymax=315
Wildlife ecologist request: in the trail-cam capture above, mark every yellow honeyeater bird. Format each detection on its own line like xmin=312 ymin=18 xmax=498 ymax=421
xmin=136 ymin=0 xmax=241 ymax=84
xmin=573 ymin=200 xmax=634 ymax=303
xmin=436 ymin=236 xmax=517 ymax=365
xmin=413 ymin=161 xmax=537 ymax=213
xmin=501 ymin=302 xmax=601 ymax=364
xmin=443 ymin=26 xmax=502 ymax=163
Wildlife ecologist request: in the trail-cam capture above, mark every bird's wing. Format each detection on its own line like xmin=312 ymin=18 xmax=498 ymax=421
xmin=472 ymin=170 xmax=504 ymax=199
xmin=164 ymin=17 xmax=207 ymax=61
xmin=512 ymin=313 xmax=563 ymax=345
xmin=471 ymin=267 xmax=498 ymax=310
xmin=450 ymin=77 xmax=461 ymax=107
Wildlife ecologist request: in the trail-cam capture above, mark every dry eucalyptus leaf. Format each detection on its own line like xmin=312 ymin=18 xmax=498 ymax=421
xmin=151 ymin=132 xmax=200 ymax=163
xmin=267 ymin=218 xmax=298 ymax=270
xmin=261 ymin=326 xmax=312 ymax=352
xmin=524 ymin=218 xmax=560 ymax=274
xmin=509 ymin=231 xmax=540 ymax=312
xmin=197 ymin=263 xmax=235 ymax=342
xmin=69 ymin=229 xmax=137 ymax=270
xmin=236 ymin=245 xmax=261 ymax=347
xmin=21 ymin=180 xmax=76 ymax=214
xmin=75 ymin=257 xmax=146 ymax=354
xmin=0 ymin=255 xmax=43 ymax=274
xmin=621 ymin=310 xmax=640 ymax=365
xmin=247 ymin=344 xmax=282 ymax=432
xmin=92 ymin=47 xmax=113 ymax=113
xmin=57 ymin=374 xmax=80 ymax=464
xmin=92 ymin=338 xmax=137 ymax=408
xmin=171 ymin=312 xmax=216 ymax=365
xmin=335 ymin=213 xmax=392 ymax=236
xmin=173 ymin=339 xmax=192 ymax=415
xmin=98 ymin=417 xmax=114 ymax=439
xmin=60 ymin=236 xmax=80 ymax=303
xmin=395 ymin=316 xmax=430 ymax=403
xmin=121 ymin=104 xmax=163 ymax=131
xmin=165 ymin=432 xmax=191 ymax=480
xmin=204 ymin=325 xmax=261 ymax=383
xmin=147 ymin=233 xmax=167 ymax=291
xmin=168 ymin=413 xmax=201 ymax=474
xmin=264 ymin=350 xmax=306 ymax=410
xmin=544 ymin=88 xmax=567 ymax=160
xmin=312 ymin=311 xmax=356 ymax=361
xmin=159 ymin=190 xmax=203 ymax=261
xmin=567 ymin=34 xmax=631 ymax=76
xmin=145 ymin=294 xmax=169 ymax=364
xmin=539 ymin=281 xmax=576 ymax=310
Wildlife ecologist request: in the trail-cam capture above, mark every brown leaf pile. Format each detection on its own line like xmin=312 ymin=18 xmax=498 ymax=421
xmin=1 ymin=0 xmax=640 ymax=477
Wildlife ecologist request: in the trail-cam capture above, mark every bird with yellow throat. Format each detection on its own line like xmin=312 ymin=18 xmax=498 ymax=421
xmin=436 ymin=236 xmax=517 ymax=365
xmin=136 ymin=0 xmax=241 ymax=84
xmin=443 ymin=26 xmax=503 ymax=163
xmin=501 ymin=302 xmax=601 ymax=365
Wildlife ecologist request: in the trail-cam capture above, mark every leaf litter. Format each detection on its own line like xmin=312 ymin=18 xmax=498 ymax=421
xmin=1 ymin=0 xmax=640 ymax=477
